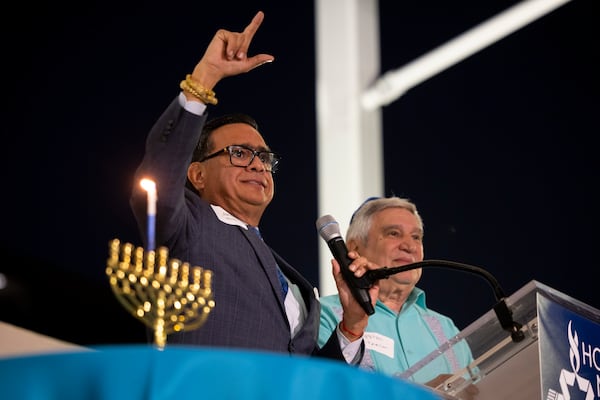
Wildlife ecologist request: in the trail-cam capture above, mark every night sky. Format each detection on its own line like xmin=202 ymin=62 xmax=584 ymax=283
xmin=2 ymin=0 xmax=597 ymax=346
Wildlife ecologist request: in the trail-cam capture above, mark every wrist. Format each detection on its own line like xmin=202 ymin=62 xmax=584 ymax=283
xmin=339 ymin=320 xmax=364 ymax=341
xmin=180 ymin=74 xmax=218 ymax=105
xmin=191 ymin=64 xmax=219 ymax=91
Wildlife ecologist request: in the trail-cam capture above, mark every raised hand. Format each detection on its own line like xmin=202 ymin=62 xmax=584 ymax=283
xmin=189 ymin=11 xmax=275 ymax=93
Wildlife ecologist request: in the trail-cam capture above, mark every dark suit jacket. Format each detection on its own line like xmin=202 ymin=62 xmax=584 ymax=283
xmin=131 ymin=96 xmax=347 ymax=359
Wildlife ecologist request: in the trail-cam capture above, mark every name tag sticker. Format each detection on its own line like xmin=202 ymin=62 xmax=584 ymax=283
xmin=364 ymin=332 xmax=394 ymax=358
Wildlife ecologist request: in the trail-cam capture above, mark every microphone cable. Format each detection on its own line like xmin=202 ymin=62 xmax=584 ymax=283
xmin=365 ymin=260 xmax=525 ymax=342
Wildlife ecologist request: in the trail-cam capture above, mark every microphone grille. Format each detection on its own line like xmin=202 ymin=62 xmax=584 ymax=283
xmin=316 ymin=215 xmax=342 ymax=241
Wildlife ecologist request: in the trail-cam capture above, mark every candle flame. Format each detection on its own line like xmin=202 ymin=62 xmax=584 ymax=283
xmin=140 ymin=178 xmax=156 ymax=193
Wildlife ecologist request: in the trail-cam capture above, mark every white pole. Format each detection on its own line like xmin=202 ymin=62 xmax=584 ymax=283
xmin=361 ymin=0 xmax=573 ymax=110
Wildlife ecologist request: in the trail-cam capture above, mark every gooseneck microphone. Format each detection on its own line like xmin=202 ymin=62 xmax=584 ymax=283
xmin=316 ymin=215 xmax=375 ymax=315
xmin=316 ymin=214 xmax=524 ymax=341
xmin=365 ymin=261 xmax=525 ymax=342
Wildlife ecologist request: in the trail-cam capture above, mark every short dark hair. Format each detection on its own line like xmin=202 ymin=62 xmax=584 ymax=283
xmin=191 ymin=113 xmax=259 ymax=162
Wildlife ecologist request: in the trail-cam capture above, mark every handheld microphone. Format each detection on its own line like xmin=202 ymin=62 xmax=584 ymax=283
xmin=316 ymin=215 xmax=374 ymax=315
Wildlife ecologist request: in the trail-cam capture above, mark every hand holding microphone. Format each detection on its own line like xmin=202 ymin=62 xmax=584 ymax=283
xmin=316 ymin=215 xmax=375 ymax=316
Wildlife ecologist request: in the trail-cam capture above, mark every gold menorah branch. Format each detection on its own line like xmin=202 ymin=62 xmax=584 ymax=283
xmin=105 ymin=238 xmax=215 ymax=349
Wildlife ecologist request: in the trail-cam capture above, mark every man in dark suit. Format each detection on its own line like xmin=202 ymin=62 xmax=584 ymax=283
xmin=130 ymin=11 xmax=379 ymax=362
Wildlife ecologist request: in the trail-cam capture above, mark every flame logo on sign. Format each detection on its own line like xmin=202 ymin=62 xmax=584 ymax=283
xmin=546 ymin=320 xmax=595 ymax=400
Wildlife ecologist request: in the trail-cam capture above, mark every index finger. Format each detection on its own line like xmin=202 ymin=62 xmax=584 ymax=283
xmin=243 ymin=11 xmax=265 ymax=40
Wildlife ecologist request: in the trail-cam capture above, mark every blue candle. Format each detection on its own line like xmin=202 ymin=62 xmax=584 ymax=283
xmin=140 ymin=179 xmax=157 ymax=251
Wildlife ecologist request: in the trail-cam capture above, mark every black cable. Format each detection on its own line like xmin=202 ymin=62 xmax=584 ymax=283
xmin=365 ymin=259 xmax=505 ymax=299
xmin=365 ymin=260 xmax=525 ymax=342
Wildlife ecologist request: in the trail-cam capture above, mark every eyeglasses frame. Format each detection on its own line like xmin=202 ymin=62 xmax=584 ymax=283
xmin=198 ymin=144 xmax=281 ymax=173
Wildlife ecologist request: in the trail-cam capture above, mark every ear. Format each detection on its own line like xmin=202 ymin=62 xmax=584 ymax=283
xmin=187 ymin=162 xmax=206 ymax=191
xmin=346 ymin=239 xmax=359 ymax=252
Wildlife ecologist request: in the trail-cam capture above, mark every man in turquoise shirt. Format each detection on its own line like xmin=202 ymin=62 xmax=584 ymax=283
xmin=319 ymin=196 xmax=474 ymax=386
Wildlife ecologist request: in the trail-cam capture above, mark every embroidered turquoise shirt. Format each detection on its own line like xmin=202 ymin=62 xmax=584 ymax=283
xmin=319 ymin=287 xmax=474 ymax=384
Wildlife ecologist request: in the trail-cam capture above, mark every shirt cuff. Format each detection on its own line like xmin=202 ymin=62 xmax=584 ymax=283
xmin=178 ymin=92 xmax=207 ymax=116
xmin=337 ymin=325 xmax=363 ymax=364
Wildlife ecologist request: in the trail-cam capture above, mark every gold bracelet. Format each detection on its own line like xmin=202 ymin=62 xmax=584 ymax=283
xmin=185 ymin=74 xmax=215 ymax=97
xmin=180 ymin=80 xmax=218 ymax=105
xmin=179 ymin=75 xmax=218 ymax=105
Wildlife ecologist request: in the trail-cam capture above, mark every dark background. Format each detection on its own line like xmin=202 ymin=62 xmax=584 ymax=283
xmin=1 ymin=0 xmax=597 ymax=346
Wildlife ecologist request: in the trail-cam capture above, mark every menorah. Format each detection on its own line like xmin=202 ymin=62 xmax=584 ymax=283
xmin=105 ymin=238 xmax=215 ymax=349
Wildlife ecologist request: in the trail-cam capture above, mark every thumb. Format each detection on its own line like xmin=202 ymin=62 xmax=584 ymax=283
xmin=247 ymin=54 xmax=275 ymax=71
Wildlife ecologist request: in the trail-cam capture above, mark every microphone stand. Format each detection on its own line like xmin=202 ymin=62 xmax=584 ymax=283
xmin=365 ymin=260 xmax=525 ymax=342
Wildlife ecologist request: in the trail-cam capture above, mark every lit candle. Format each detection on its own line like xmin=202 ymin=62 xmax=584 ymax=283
xmin=140 ymin=178 xmax=157 ymax=251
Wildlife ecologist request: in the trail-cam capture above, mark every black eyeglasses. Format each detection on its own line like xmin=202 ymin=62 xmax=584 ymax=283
xmin=198 ymin=145 xmax=281 ymax=173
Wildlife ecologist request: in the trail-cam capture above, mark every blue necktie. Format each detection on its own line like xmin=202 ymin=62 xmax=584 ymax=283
xmin=249 ymin=226 xmax=289 ymax=297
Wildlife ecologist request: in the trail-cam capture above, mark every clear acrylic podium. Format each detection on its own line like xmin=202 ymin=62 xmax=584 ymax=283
xmin=399 ymin=280 xmax=600 ymax=399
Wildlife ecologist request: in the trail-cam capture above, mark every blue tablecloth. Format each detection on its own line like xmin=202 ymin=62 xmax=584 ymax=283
xmin=0 ymin=345 xmax=442 ymax=399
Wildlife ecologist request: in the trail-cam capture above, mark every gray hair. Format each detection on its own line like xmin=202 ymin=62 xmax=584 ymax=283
xmin=346 ymin=196 xmax=423 ymax=245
